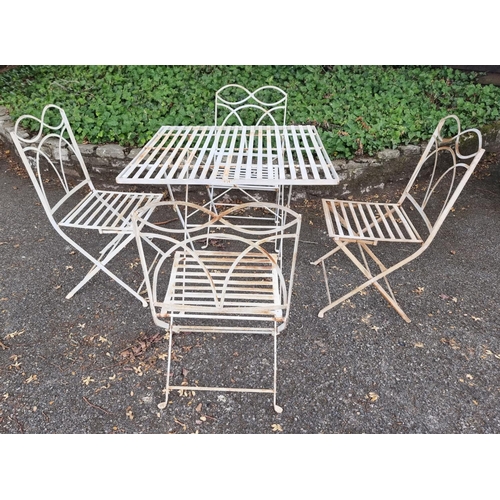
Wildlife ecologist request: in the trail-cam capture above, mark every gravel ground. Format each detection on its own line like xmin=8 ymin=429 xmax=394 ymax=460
xmin=1 ymin=141 xmax=499 ymax=494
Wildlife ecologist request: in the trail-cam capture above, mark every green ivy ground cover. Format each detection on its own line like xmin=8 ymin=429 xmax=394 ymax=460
xmin=1 ymin=65 xmax=499 ymax=159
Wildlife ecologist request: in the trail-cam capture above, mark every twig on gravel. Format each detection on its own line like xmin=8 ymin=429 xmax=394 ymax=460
xmin=83 ymin=396 xmax=112 ymax=415
xmin=156 ymin=218 xmax=176 ymax=226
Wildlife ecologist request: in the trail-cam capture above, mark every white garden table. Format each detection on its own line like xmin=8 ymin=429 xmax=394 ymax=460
xmin=116 ymin=125 xmax=339 ymax=196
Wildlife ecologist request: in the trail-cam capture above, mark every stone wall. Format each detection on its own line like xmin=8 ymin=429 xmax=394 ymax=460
xmin=2 ymin=105 xmax=499 ymax=196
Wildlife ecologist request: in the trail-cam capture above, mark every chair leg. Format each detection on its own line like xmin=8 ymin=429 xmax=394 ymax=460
xmin=313 ymin=241 xmax=411 ymax=323
xmin=311 ymin=244 xmax=348 ymax=315
xmin=272 ymin=324 xmax=283 ymax=414
xmin=64 ymin=232 xmax=148 ymax=307
xmin=158 ymin=320 xmax=174 ymax=410
xmin=156 ymin=323 xmax=283 ymax=413
xmin=311 ymin=244 xmax=343 ymax=266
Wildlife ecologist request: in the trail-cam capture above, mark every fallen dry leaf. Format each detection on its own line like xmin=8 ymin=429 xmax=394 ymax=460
xmin=4 ymin=329 xmax=25 ymax=340
xmin=120 ymin=333 xmax=163 ymax=363
xmin=441 ymin=337 xmax=460 ymax=350
xmin=178 ymin=389 xmax=195 ymax=397
xmin=272 ymin=424 xmax=283 ymax=432
xmin=174 ymin=417 xmax=187 ymax=430
xmin=368 ymin=392 xmax=379 ymax=402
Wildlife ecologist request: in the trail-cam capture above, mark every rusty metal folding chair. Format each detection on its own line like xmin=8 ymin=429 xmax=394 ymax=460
xmin=10 ymin=104 xmax=163 ymax=305
xmin=311 ymin=115 xmax=485 ymax=322
xmin=207 ymin=84 xmax=290 ymax=223
xmin=132 ymin=201 xmax=301 ymax=413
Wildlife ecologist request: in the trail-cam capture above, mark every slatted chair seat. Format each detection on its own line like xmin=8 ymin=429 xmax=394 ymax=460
xmin=322 ymin=199 xmax=423 ymax=244
xmin=312 ymin=115 xmax=485 ymax=323
xmin=161 ymin=250 xmax=283 ymax=320
xmin=59 ymin=190 xmax=161 ymax=233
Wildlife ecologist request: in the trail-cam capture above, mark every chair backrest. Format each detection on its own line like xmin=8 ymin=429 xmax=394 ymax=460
xmin=398 ymin=114 xmax=484 ymax=246
xmin=9 ymin=104 xmax=93 ymax=227
xmin=215 ymin=84 xmax=288 ymax=126
xmin=132 ymin=201 xmax=301 ymax=332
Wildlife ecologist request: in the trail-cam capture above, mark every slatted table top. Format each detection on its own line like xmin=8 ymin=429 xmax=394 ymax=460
xmin=116 ymin=125 xmax=340 ymax=186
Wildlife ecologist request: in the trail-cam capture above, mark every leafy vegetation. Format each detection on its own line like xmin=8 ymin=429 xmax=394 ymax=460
xmin=1 ymin=65 xmax=499 ymax=159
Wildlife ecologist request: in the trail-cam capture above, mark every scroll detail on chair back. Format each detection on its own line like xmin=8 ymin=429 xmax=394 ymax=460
xmin=312 ymin=114 xmax=485 ymax=323
xmin=215 ymin=84 xmax=288 ymax=127
xmin=9 ymin=104 xmax=163 ymax=305
xmin=132 ymin=201 xmax=302 ymax=413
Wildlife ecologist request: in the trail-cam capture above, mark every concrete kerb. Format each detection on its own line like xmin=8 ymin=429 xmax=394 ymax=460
xmin=2 ymin=105 xmax=500 ymax=197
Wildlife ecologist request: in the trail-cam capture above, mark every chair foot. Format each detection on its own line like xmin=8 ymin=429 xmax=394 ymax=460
xmin=317 ymin=296 xmax=344 ymax=318
xmin=158 ymin=384 xmax=170 ymax=409
xmin=274 ymin=404 xmax=283 ymax=414
xmin=158 ymin=394 xmax=169 ymax=410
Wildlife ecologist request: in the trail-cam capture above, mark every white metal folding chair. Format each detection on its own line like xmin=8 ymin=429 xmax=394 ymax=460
xmin=311 ymin=115 xmax=485 ymax=322
xmin=207 ymin=84 xmax=289 ymax=224
xmin=10 ymin=104 xmax=163 ymax=305
xmin=132 ymin=201 xmax=301 ymax=413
